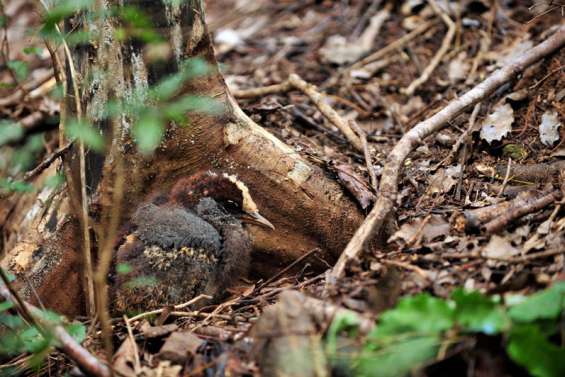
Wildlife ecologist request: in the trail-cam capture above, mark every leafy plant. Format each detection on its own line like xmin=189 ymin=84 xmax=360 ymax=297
xmin=327 ymin=283 xmax=565 ymax=377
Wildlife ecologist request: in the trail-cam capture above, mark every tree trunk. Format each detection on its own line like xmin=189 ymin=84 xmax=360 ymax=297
xmin=2 ymin=0 xmax=362 ymax=316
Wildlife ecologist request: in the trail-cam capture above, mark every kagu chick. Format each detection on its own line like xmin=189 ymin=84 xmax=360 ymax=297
xmin=111 ymin=172 xmax=274 ymax=313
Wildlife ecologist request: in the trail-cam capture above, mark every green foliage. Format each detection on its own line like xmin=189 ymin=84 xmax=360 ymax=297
xmin=0 ymin=121 xmax=23 ymax=146
xmin=43 ymin=173 xmax=65 ymax=190
xmin=65 ymin=119 xmax=105 ymax=152
xmin=508 ymin=282 xmax=565 ymax=322
xmin=0 ymin=179 xmax=34 ymax=193
xmin=451 ymin=289 xmax=509 ymax=334
xmin=327 ymin=285 xmax=565 ymax=377
xmin=116 ymin=263 xmax=133 ymax=274
xmin=6 ymin=60 xmax=29 ymax=82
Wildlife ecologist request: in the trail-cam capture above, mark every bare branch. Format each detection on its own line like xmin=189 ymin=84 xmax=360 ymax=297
xmin=329 ymin=25 xmax=565 ymax=281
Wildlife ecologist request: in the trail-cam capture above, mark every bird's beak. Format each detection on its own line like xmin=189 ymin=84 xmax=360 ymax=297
xmin=240 ymin=211 xmax=275 ymax=230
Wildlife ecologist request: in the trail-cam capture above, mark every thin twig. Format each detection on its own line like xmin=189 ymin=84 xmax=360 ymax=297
xmin=123 ymin=315 xmax=141 ymax=374
xmin=36 ymin=0 xmax=96 ymax=316
xmin=127 ymin=294 xmax=212 ymax=323
xmin=257 ymin=248 xmax=320 ymax=289
xmin=484 ymin=190 xmax=562 ymax=234
xmin=23 ymin=143 xmax=73 ymax=182
xmin=329 ymin=25 xmax=565 ymax=281
xmin=350 ymin=120 xmax=378 ymax=192
xmin=403 ymin=0 xmax=456 ymax=96
xmin=497 ymin=157 xmax=512 ymax=197
xmin=232 ymin=73 xmax=364 ymax=151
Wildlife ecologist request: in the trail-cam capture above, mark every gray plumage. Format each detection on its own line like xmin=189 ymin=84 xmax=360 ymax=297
xmin=132 ymin=203 xmax=221 ymax=254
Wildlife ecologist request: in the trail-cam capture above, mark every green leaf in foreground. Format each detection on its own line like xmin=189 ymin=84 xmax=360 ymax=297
xmin=0 ymin=179 xmax=34 ymax=193
xmin=65 ymin=119 xmax=105 ymax=152
xmin=508 ymin=282 xmax=565 ymax=322
xmin=452 ymin=289 xmax=510 ymax=334
xmin=133 ymin=114 xmax=164 ymax=155
xmin=0 ymin=121 xmax=24 ymax=145
xmin=357 ymin=335 xmax=439 ymax=377
xmin=508 ymin=324 xmax=565 ymax=377
xmin=65 ymin=322 xmax=86 ymax=343
xmin=7 ymin=60 xmax=29 ymax=82
xmin=369 ymin=294 xmax=455 ymax=339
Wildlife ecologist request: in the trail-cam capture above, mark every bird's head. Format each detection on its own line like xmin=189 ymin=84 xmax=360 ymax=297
xmin=168 ymin=171 xmax=275 ymax=230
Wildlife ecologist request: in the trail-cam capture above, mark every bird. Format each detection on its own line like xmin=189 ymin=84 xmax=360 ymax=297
xmin=110 ymin=171 xmax=274 ymax=314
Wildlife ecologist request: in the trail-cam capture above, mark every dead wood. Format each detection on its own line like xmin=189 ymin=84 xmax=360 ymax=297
xmin=483 ymin=190 xmax=562 ymax=234
xmin=494 ymin=160 xmax=565 ymax=182
xmin=329 ymin=25 xmax=565 ymax=281
xmin=454 ymin=189 xmax=561 ymax=233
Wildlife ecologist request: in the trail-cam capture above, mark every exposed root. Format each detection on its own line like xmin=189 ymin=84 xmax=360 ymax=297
xmin=233 ymin=73 xmax=364 ymax=152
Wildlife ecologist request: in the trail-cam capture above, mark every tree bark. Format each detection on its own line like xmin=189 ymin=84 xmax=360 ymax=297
xmin=2 ymin=0 xmax=362 ymax=316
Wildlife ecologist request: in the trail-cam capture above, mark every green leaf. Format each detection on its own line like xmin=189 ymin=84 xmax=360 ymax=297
xmin=7 ymin=60 xmax=29 ymax=82
xmin=452 ymin=289 xmax=510 ymax=334
xmin=43 ymin=0 xmax=93 ymax=27
xmin=326 ymin=311 xmax=361 ymax=357
xmin=65 ymin=119 xmax=105 ymax=152
xmin=507 ymin=324 xmax=565 ymax=377
xmin=0 ymin=121 xmax=24 ymax=145
xmin=116 ymin=263 xmax=133 ymax=274
xmin=9 ymin=133 xmax=45 ymax=172
xmin=43 ymin=173 xmax=65 ymax=189
xmin=163 ymin=95 xmax=224 ymax=121
xmin=133 ymin=114 xmax=164 ymax=155
xmin=368 ymin=294 xmax=455 ymax=340
xmin=20 ymin=326 xmax=49 ymax=354
xmin=509 ymin=283 xmax=565 ymax=322
xmin=0 ymin=313 xmax=23 ymax=329
xmin=149 ymin=73 xmax=186 ymax=101
xmin=357 ymin=335 xmax=439 ymax=377
xmin=0 ymin=301 xmax=14 ymax=313
xmin=65 ymin=323 xmax=86 ymax=343
xmin=0 ymin=179 xmax=34 ymax=193
xmin=23 ymin=46 xmax=44 ymax=57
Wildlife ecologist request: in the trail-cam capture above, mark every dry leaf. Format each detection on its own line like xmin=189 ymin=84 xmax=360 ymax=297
xmin=448 ymin=52 xmax=470 ymax=83
xmin=539 ymin=109 xmax=562 ymax=146
xmin=158 ymin=331 xmax=203 ymax=364
xmin=388 ymin=215 xmax=450 ymax=246
xmin=480 ymin=103 xmax=514 ymax=144
xmin=335 ymin=164 xmax=376 ymax=209
xmin=482 ymin=235 xmax=521 ymax=259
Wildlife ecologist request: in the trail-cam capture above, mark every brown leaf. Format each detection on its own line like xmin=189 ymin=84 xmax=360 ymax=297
xmin=388 ymin=215 xmax=450 ymax=247
xmin=334 ymin=164 xmax=376 ymax=209
xmin=158 ymin=331 xmax=203 ymax=364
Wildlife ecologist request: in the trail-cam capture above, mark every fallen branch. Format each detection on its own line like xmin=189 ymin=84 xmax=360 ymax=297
xmin=23 ymin=142 xmax=73 ymax=182
xmin=233 ymin=74 xmax=364 ymax=152
xmin=329 ymin=25 xmax=565 ymax=281
xmin=0 ymin=271 xmax=110 ymax=377
xmin=453 ymin=189 xmax=553 ymax=233
xmin=126 ymin=294 xmax=212 ymax=324
xmin=403 ymin=0 xmax=456 ymax=96
xmin=494 ymin=160 xmax=565 ymax=182
xmin=483 ymin=190 xmax=562 ymax=234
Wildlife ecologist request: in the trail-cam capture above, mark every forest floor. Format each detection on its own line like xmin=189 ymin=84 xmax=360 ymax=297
xmin=1 ymin=0 xmax=564 ymax=376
